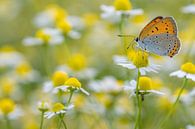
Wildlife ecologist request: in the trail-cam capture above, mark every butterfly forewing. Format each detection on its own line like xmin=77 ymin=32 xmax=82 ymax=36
xmin=139 ymin=16 xmax=163 ymax=40
xmin=139 ymin=17 xmax=177 ymax=40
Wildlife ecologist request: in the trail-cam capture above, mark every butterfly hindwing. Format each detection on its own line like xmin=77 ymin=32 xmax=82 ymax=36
xmin=141 ymin=34 xmax=180 ymax=57
xmin=139 ymin=17 xmax=177 ymax=40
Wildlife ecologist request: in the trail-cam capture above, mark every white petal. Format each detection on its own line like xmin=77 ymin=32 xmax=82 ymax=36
xmin=139 ymin=68 xmax=146 ymax=75
xmin=23 ymin=37 xmax=42 ymax=46
xmin=149 ymin=90 xmax=165 ymax=95
xmin=52 ymin=86 xmax=68 ymax=94
xmin=186 ymin=74 xmax=195 ymax=81
xmin=170 ymin=70 xmax=186 ymax=78
xmin=128 ymin=9 xmax=144 ymax=15
xmin=66 ymin=104 xmax=74 ymax=110
xmin=181 ymin=4 xmax=195 ymax=14
xmin=45 ymin=112 xmax=55 ymax=119
xmin=80 ymin=88 xmax=90 ymax=95
xmin=68 ymin=31 xmax=81 ymax=39
xmin=43 ymin=81 xmax=53 ymax=93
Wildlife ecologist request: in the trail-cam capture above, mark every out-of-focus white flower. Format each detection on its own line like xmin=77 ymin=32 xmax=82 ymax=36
xmin=88 ymin=76 xmax=123 ymax=93
xmin=57 ymin=65 xmax=97 ymax=80
xmin=45 ymin=103 xmax=74 ymax=119
xmin=113 ymin=55 xmax=160 ymax=75
xmin=12 ymin=62 xmax=40 ymax=83
xmin=186 ymin=125 xmax=195 ymax=129
xmin=170 ymin=62 xmax=195 ymax=81
xmin=23 ymin=28 xmax=64 ymax=46
xmin=8 ymin=106 xmax=24 ymax=119
xmin=100 ymin=5 xmax=143 ymax=23
xmin=0 ymin=46 xmax=24 ymax=68
xmin=181 ymin=4 xmax=195 ymax=14
xmin=177 ymin=88 xmax=195 ymax=105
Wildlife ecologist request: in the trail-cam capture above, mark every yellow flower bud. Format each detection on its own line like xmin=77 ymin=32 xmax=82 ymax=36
xmin=113 ymin=0 xmax=132 ymax=11
xmin=52 ymin=103 xmax=65 ymax=112
xmin=52 ymin=71 xmax=69 ymax=86
xmin=0 ymin=98 xmax=15 ymax=115
xmin=139 ymin=77 xmax=152 ymax=90
xmin=181 ymin=62 xmax=195 ymax=74
xmin=67 ymin=53 xmax=87 ymax=71
xmin=56 ymin=19 xmax=72 ymax=34
xmin=65 ymin=77 xmax=81 ymax=88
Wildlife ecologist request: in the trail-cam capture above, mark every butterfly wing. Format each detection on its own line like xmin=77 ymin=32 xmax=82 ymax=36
xmin=139 ymin=16 xmax=163 ymax=40
xmin=141 ymin=34 xmax=180 ymax=57
xmin=139 ymin=17 xmax=177 ymax=40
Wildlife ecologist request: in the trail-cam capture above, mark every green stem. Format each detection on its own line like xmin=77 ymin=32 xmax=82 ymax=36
xmin=119 ymin=14 xmax=125 ymax=34
xmin=4 ymin=115 xmax=11 ymax=129
xmin=59 ymin=115 xmax=68 ymax=129
xmin=67 ymin=91 xmax=74 ymax=105
xmin=134 ymin=69 xmax=141 ymax=129
xmin=40 ymin=111 xmax=44 ymax=129
xmin=157 ymin=77 xmax=188 ymax=129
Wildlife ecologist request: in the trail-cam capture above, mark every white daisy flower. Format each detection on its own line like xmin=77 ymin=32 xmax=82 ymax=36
xmin=113 ymin=55 xmax=160 ymax=75
xmin=45 ymin=103 xmax=74 ymax=119
xmin=23 ymin=28 xmax=64 ymax=46
xmin=100 ymin=5 xmax=143 ymax=23
xmin=124 ymin=79 xmax=164 ymax=97
xmin=170 ymin=62 xmax=195 ymax=81
xmin=88 ymin=76 xmax=123 ymax=93
xmin=181 ymin=4 xmax=195 ymax=14
xmin=57 ymin=65 xmax=97 ymax=80
xmin=0 ymin=47 xmax=24 ymax=68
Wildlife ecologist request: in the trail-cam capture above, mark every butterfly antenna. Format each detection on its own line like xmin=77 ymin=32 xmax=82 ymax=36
xmin=118 ymin=34 xmax=135 ymax=38
xmin=126 ymin=38 xmax=136 ymax=50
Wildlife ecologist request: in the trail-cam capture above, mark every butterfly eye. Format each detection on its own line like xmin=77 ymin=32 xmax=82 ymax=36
xmin=135 ymin=37 xmax=139 ymax=42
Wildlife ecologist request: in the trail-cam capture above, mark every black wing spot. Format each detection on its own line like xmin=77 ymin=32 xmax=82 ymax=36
xmin=165 ymin=28 xmax=168 ymax=30
xmin=152 ymin=30 xmax=154 ymax=33
xmin=155 ymin=27 xmax=159 ymax=31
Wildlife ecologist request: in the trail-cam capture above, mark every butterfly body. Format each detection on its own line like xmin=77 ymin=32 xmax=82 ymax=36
xmin=135 ymin=16 xmax=181 ymax=58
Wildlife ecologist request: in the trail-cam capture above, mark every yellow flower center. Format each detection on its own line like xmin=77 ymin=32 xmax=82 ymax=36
xmin=25 ymin=121 xmax=39 ymax=129
xmin=0 ymin=98 xmax=15 ymax=114
xmin=52 ymin=103 xmax=65 ymax=112
xmin=67 ymin=53 xmax=87 ymax=71
xmin=52 ymin=71 xmax=69 ymax=86
xmin=16 ymin=62 xmax=32 ymax=76
xmin=1 ymin=78 xmax=14 ymax=95
xmin=181 ymin=62 xmax=195 ymax=74
xmin=127 ymin=50 xmax=136 ymax=61
xmin=113 ymin=0 xmax=132 ymax=11
xmin=132 ymin=15 xmax=146 ymax=24
xmin=36 ymin=29 xmax=51 ymax=43
xmin=132 ymin=51 xmax=149 ymax=68
xmin=65 ymin=77 xmax=81 ymax=88
xmin=46 ymin=4 xmax=67 ymax=22
xmin=56 ymin=19 xmax=72 ymax=34
xmin=0 ymin=46 xmax=15 ymax=53
xmin=83 ymin=13 xmax=98 ymax=27
xmin=139 ymin=76 xmax=152 ymax=90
